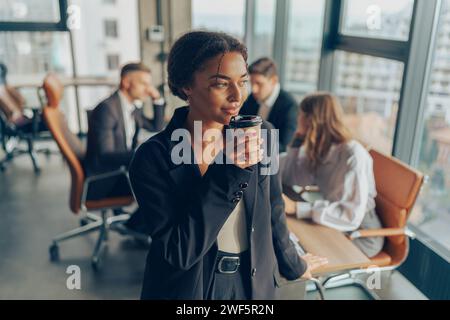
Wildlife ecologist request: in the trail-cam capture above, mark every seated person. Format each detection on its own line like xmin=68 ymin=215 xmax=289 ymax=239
xmin=0 ymin=63 xmax=46 ymax=131
xmin=280 ymin=92 xmax=384 ymax=258
xmin=239 ymin=57 xmax=297 ymax=152
xmin=85 ymin=62 xmax=165 ymax=176
xmin=84 ymin=62 xmax=165 ymax=233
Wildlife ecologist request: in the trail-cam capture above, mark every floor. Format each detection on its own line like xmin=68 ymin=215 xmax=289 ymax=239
xmin=0 ymin=143 xmax=428 ymax=300
xmin=305 ymin=271 xmax=427 ymax=300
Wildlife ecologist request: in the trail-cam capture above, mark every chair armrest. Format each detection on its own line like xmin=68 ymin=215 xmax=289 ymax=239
xmin=299 ymin=185 xmax=320 ymax=195
xmin=81 ymin=166 xmax=131 ymax=208
xmin=349 ymin=227 xmax=416 ymax=239
xmin=26 ymin=106 xmax=42 ymax=136
xmin=23 ymin=105 xmax=42 ymax=112
xmin=283 ymin=184 xmax=320 ymax=202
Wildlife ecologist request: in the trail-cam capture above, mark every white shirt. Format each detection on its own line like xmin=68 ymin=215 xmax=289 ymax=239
xmin=280 ymin=140 xmax=377 ymax=232
xmin=257 ymin=83 xmax=280 ymax=120
xmin=217 ymin=198 xmax=248 ymax=253
xmin=119 ymin=91 xmax=166 ymax=149
xmin=118 ymin=90 xmax=137 ymax=149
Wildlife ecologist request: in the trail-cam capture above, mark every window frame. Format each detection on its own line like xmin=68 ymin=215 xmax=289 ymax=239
xmin=0 ymin=0 xmax=69 ymax=32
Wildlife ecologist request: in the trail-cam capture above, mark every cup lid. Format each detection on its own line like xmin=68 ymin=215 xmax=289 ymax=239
xmin=227 ymin=115 xmax=263 ymax=128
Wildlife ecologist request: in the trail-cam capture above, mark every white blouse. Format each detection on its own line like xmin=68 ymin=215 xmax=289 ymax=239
xmin=280 ymin=140 xmax=377 ymax=232
xmin=217 ymin=198 xmax=248 ymax=253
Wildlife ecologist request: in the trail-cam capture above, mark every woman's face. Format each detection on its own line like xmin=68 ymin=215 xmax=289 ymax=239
xmin=296 ymin=110 xmax=310 ymax=136
xmin=184 ymin=51 xmax=249 ymax=125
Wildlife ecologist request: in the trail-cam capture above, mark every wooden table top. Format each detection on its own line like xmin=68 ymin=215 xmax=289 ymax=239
xmin=286 ymin=216 xmax=373 ymax=275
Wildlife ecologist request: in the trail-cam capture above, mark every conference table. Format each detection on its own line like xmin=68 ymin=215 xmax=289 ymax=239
xmin=286 ymin=216 xmax=373 ymax=275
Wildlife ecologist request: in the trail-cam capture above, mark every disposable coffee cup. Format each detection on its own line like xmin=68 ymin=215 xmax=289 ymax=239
xmin=226 ymin=115 xmax=263 ymax=164
xmin=227 ymin=115 xmax=263 ymax=139
xmin=227 ymin=115 xmax=263 ymax=129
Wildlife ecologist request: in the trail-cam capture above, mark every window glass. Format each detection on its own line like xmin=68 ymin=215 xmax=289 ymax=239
xmin=411 ymin=0 xmax=450 ymax=250
xmin=0 ymin=0 xmax=60 ymax=23
xmin=341 ymin=0 xmax=414 ymax=41
xmin=192 ymin=0 xmax=246 ymax=40
xmin=334 ymin=51 xmax=404 ymax=154
xmin=249 ymin=0 xmax=276 ymax=62
xmin=284 ymin=0 xmax=325 ymax=95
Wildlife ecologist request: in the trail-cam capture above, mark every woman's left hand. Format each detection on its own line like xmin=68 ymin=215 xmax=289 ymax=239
xmin=282 ymin=194 xmax=296 ymax=215
xmin=300 ymin=253 xmax=329 ymax=279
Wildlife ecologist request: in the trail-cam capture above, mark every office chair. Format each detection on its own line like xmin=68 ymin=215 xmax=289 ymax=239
xmin=292 ymin=148 xmax=424 ymax=299
xmin=42 ymin=73 xmax=151 ymax=270
xmin=0 ymin=81 xmax=53 ymax=173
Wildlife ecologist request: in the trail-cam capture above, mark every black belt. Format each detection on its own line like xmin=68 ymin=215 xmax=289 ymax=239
xmin=215 ymin=251 xmax=248 ymax=274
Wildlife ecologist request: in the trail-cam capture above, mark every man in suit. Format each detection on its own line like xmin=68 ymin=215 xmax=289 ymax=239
xmin=85 ymin=62 xmax=165 ymax=232
xmin=240 ymin=57 xmax=298 ymax=152
xmin=85 ymin=62 xmax=165 ymax=177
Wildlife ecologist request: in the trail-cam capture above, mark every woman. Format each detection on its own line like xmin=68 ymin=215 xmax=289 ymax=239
xmin=129 ymin=31 xmax=327 ymax=300
xmin=281 ymin=92 xmax=384 ymax=258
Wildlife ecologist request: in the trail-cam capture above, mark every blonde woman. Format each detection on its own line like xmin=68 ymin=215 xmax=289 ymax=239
xmin=281 ymin=92 xmax=384 ymax=258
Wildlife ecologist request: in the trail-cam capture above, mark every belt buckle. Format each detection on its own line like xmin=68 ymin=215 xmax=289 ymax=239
xmin=217 ymin=256 xmax=240 ymax=274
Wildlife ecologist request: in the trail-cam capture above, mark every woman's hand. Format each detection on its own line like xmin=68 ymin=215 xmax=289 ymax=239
xmin=282 ymin=194 xmax=296 ymax=215
xmin=226 ymin=129 xmax=263 ymax=169
xmin=300 ymin=253 xmax=329 ymax=280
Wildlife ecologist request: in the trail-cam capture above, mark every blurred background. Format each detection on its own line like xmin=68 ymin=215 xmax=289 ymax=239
xmin=0 ymin=0 xmax=449 ymax=300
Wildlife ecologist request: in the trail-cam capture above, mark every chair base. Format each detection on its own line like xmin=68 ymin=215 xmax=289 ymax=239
xmin=49 ymin=210 xmax=151 ymax=271
xmin=321 ymin=275 xmax=380 ymax=300
xmin=317 ymin=268 xmax=397 ymax=300
xmin=0 ymin=135 xmax=55 ymax=173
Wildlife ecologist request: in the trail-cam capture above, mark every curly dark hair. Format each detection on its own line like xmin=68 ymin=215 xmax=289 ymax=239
xmin=167 ymin=31 xmax=248 ymax=101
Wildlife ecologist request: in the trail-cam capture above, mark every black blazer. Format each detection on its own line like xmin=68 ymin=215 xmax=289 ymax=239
xmin=240 ymin=89 xmax=298 ymax=152
xmin=129 ymin=106 xmax=306 ymax=300
xmin=85 ymin=90 xmax=164 ymax=174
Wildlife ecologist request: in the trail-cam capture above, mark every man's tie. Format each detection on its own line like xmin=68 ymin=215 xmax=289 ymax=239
xmin=130 ymin=104 xmax=140 ymax=149
xmin=258 ymin=102 xmax=270 ymax=121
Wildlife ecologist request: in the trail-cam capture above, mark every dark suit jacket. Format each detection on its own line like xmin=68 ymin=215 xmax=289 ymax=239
xmin=240 ymin=89 xmax=298 ymax=152
xmin=129 ymin=106 xmax=306 ymax=300
xmin=85 ymin=90 xmax=165 ymax=175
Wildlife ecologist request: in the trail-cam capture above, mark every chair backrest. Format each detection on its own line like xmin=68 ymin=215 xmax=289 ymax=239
xmin=369 ymin=149 xmax=424 ymax=265
xmin=43 ymin=73 xmax=64 ymax=108
xmin=42 ymin=74 xmax=86 ymax=214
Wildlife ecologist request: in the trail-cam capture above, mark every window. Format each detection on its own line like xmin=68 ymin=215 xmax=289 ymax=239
xmin=248 ymin=0 xmax=276 ymax=62
xmin=69 ymin=0 xmax=139 ymax=77
xmin=0 ymin=31 xmax=78 ymax=130
xmin=106 ymin=54 xmax=120 ymax=70
xmin=68 ymin=0 xmax=140 ymax=132
xmin=341 ymin=0 xmax=414 ymax=41
xmin=0 ymin=32 xmax=72 ymax=78
xmin=411 ymin=0 xmax=450 ymax=251
xmin=0 ymin=0 xmax=60 ymax=23
xmin=334 ymin=51 xmax=403 ymax=154
xmin=192 ymin=0 xmax=246 ymax=40
xmin=284 ymin=0 xmax=325 ymax=95
xmin=104 ymin=19 xmax=118 ymax=38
